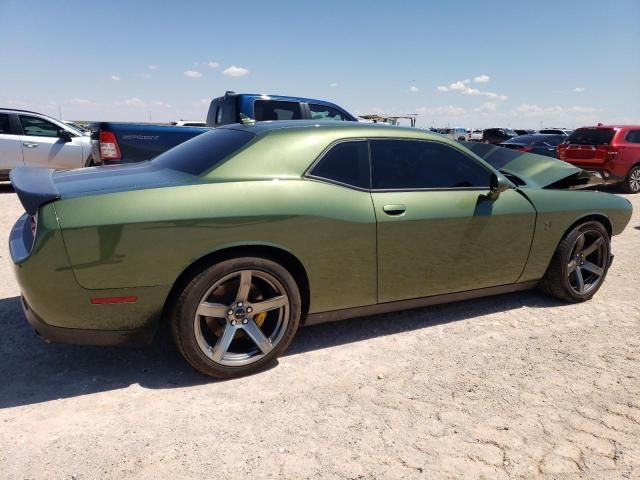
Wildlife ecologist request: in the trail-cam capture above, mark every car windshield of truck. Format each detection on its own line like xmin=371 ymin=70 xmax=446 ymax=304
xmin=152 ymin=128 xmax=255 ymax=175
xmin=566 ymin=128 xmax=615 ymax=145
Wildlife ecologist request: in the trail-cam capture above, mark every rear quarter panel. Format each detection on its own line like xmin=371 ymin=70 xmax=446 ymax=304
xmin=54 ymin=179 xmax=378 ymax=314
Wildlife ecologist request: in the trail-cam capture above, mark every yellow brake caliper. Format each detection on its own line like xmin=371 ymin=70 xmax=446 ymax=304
xmin=254 ymin=311 xmax=267 ymax=328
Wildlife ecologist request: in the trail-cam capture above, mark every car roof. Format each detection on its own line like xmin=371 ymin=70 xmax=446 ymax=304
xmin=0 ymin=107 xmax=47 ymax=115
xmin=221 ymin=119 xmax=430 ymax=136
xmin=504 ymin=134 xmax=563 ymax=142
xmin=235 ymin=93 xmax=347 ymax=110
xmin=575 ymin=125 xmax=639 ymax=129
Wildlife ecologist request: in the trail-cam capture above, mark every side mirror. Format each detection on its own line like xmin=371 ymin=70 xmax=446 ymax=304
xmin=58 ymin=129 xmax=72 ymax=142
xmin=488 ymin=173 xmax=511 ymax=200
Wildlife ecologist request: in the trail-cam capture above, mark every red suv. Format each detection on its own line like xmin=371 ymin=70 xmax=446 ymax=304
xmin=558 ymin=125 xmax=640 ymax=193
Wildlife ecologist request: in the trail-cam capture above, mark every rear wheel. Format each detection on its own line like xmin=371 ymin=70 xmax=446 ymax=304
xmin=170 ymin=257 xmax=301 ymax=378
xmin=622 ymin=165 xmax=640 ymax=194
xmin=540 ymin=221 xmax=610 ymax=303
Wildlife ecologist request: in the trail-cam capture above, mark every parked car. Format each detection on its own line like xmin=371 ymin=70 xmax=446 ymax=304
xmin=0 ymin=108 xmax=93 ymax=180
xmin=499 ymin=134 xmax=565 ymax=158
xmin=468 ymin=129 xmax=483 ymax=141
xmin=10 ymin=121 xmax=632 ymax=378
xmin=91 ymin=92 xmax=357 ymax=165
xmin=558 ymin=125 xmax=640 ymax=193
xmin=514 ymin=129 xmax=537 ymax=136
xmin=539 ymin=128 xmax=573 ymax=136
xmin=437 ymin=127 xmax=467 ymax=141
xmin=482 ymin=128 xmax=518 ymax=144
xmin=63 ymin=121 xmax=90 ymax=134
xmin=170 ymin=120 xmax=206 ymax=127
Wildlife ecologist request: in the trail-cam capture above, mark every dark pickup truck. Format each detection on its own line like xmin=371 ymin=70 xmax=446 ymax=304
xmin=91 ymin=92 xmax=357 ymax=164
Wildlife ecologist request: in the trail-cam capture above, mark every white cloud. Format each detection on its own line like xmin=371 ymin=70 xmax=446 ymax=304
xmin=148 ymin=65 xmax=158 ymax=70
xmin=223 ymin=65 xmax=249 ymax=77
xmin=200 ymin=98 xmax=211 ymax=105
xmin=122 ymin=97 xmax=146 ymax=108
xmin=574 ymin=87 xmax=586 ymax=92
xmin=151 ymin=100 xmax=171 ymax=108
xmin=474 ymin=102 xmax=497 ymax=113
xmin=184 ymin=70 xmax=203 ymax=78
xmin=436 ymin=78 xmax=507 ymax=100
xmin=69 ymin=98 xmax=94 ymax=106
xmin=110 ymin=75 xmax=121 ymax=81
xmin=329 ymin=82 xmax=338 ymax=87
xmin=410 ymin=85 xmax=419 ymax=92
xmin=208 ymin=61 xmax=220 ymax=68
xmin=416 ymin=105 xmax=467 ymax=116
xmin=7 ymin=99 xmax=28 ymax=108
xmin=473 ymin=75 xmax=490 ymax=83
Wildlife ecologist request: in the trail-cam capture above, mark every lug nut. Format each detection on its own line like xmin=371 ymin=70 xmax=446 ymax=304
xmin=228 ymin=309 xmax=233 ymax=316
xmin=238 ymin=302 xmax=243 ymax=307
xmin=242 ymin=319 xmax=248 ymax=324
xmin=247 ymin=307 xmax=253 ymax=313
xmin=231 ymin=320 xmax=237 ymax=326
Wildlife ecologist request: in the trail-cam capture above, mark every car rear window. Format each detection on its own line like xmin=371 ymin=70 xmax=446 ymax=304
xmin=566 ymin=128 xmax=615 ymax=145
xmin=152 ymin=128 xmax=255 ymax=175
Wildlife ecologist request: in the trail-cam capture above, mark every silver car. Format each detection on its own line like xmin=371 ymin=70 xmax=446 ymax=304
xmin=0 ymin=108 xmax=92 ymax=180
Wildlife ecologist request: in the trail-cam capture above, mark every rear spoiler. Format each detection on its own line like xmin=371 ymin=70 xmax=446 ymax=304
xmin=10 ymin=167 xmax=60 ymax=215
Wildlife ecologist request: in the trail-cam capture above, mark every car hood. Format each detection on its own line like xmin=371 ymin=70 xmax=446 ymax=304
xmin=10 ymin=162 xmax=192 ymax=215
xmin=461 ymin=141 xmax=601 ymax=189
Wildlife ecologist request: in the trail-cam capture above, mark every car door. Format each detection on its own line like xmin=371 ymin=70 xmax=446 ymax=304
xmin=18 ymin=114 xmax=84 ymax=170
xmin=0 ymin=113 xmax=25 ymax=173
xmin=370 ymin=138 xmax=536 ymax=303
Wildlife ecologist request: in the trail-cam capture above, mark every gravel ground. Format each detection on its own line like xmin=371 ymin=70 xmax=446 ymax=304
xmin=0 ymin=182 xmax=639 ymax=479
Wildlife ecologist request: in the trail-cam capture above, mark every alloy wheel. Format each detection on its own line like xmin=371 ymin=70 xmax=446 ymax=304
xmin=193 ymin=269 xmax=290 ymax=366
xmin=566 ymin=230 xmax=608 ymax=295
xmin=629 ymin=168 xmax=640 ymax=193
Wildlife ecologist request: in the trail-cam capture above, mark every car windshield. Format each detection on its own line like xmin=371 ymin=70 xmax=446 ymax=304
xmin=152 ymin=128 xmax=255 ymax=175
xmin=566 ymin=128 xmax=615 ymax=145
xmin=505 ymin=129 xmax=517 ymax=135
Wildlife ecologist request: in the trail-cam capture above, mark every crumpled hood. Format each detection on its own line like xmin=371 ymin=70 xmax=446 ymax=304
xmin=461 ymin=142 xmax=601 ymax=189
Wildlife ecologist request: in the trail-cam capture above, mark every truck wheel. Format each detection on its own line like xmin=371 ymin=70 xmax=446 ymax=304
xmin=540 ymin=221 xmax=610 ymax=303
xmin=622 ymin=165 xmax=640 ymax=194
xmin=170 ymin=257 xmax=302 ymax=378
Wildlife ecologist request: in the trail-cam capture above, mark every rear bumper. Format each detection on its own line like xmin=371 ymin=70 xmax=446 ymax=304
xmin=22 ymin=295 xmax=155 ymax=346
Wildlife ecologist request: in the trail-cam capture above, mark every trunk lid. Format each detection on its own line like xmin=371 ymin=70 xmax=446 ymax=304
xmin=461 ymin=141 xmax=601 ymax=189
xmin=557 ymin=127 xmax=617 ymax=166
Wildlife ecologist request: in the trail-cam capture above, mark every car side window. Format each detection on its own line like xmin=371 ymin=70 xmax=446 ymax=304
xmin=253 ymin=100 xmax=302 ymax=121
xmin=309 ymin=104 xmax=346 ymax=121
xmin=0 ymin=114 xmax=12 ymax=134
xmin=370 ymin=139 xmax=492 ymax=190
xmin=19 ymin=115 xmax=61 ymax=138
xmin=625 ymin=130 xmax=640 ymax=144
xmin=309 ymin=141 xmax=370 ymax=189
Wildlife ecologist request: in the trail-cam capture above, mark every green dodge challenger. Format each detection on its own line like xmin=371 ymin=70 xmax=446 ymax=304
xmin=9 ymin=121 xmax=633 ymax=378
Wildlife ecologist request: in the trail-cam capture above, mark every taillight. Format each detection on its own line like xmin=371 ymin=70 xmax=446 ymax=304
xmin=605 ymin=146 xmax=618 ymax=162
xmin=99 ymin=131 xmax=121 ymax=161
xmin=557 ymin=144 xmax=566 ymax=160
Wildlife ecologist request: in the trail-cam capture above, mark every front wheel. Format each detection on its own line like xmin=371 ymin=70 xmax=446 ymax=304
xmin=622 ymin=165 xmax=640 ymax=194
xmin=170 ymin=257 xmax=302 ymax=378
xmin=540 ymin=221 xmax=610 ymax=303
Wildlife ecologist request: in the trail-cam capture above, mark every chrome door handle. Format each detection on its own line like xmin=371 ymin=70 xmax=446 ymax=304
xmin=382 ymin=204 xmax=406 ymax=216
xmin=23 ymin=142 xmax=39 ymax=148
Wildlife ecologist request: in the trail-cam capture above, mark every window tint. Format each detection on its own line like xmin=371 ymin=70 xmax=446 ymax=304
xmin=216 ymin=107 xmax=223 ymax=125
xmin=0 ymin=114 xmax=11 ymax=134
xmin=309 ymin=104 xmax=346 ymax=121
xmin=566 ymin=128 xmax=615 ymax=145
xmin=625 ymin=130 xmax=640 ymax=143
xmin=371 ymin=139 xmax=492 ymax=190
xmin=310 ymin=141 xmax=370 ymax=189
xmin=20 ymin=116 xmax=62 ymax=137
xmin=153 ymin=128 xmax=255 ymax=175
xmin=254 ymin=100 xmax=302 ymax=121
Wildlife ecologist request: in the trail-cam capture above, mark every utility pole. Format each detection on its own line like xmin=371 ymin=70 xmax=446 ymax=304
xmin=58 ymin=104 xmax=62 ymax=120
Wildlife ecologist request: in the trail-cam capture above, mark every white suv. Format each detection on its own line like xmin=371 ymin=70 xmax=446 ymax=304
xmin=0 ymin=109 xmax=92 ymax=180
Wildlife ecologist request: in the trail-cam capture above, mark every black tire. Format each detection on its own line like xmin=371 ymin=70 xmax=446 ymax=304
xmin=622 ymin=165 xmax=640 ymax=194
xmin=170 ymin=257 xmax=301 ymax=378
xmin=540 ymin=221 xmax=611 ymax=303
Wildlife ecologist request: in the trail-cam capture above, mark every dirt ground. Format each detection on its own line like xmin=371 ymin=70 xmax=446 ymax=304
xmin=0 ymin=182 xmax=639 ymax=479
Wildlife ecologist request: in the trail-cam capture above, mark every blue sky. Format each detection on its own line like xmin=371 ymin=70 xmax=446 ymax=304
xmin=1 ymin=0 xmax=638 ymax=128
